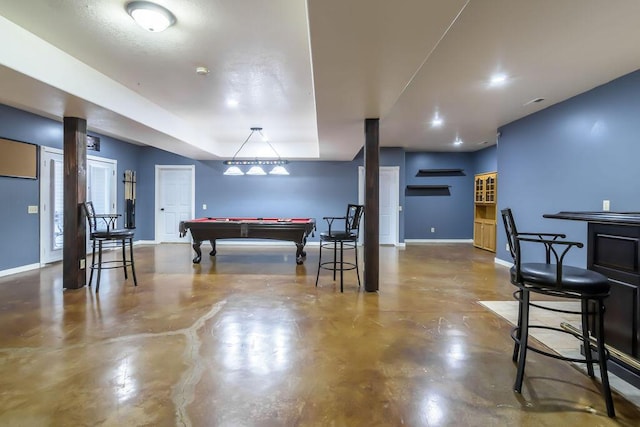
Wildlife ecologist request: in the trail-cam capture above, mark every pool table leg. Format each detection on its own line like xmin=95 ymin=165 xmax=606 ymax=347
xmin=296 ymin=243 xmax=306 ymax=265
xmin=209 ymin=239 xmax=217 ymax=256
xmin=192 ymin=241 xmax=202 ymax=263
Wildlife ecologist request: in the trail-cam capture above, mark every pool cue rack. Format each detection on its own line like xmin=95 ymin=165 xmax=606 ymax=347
xmin=124 ymin=170 xmax=136 ymax=229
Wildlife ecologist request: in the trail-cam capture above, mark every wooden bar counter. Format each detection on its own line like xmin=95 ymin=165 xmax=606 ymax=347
xmin=544 ymin=211 xmax=640 ymax=386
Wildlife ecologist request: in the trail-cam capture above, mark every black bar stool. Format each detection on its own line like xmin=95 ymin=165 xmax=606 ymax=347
xmin=83 ymin=201 xmax=137 ymax=293
xmin=315 ymin=204 xmax=364 ymax=292
xmin=501 ymin=208 xmax=614 ymax=417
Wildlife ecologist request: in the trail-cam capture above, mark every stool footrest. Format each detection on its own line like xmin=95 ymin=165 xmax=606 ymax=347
xmin=510 ymin=325 xmax=608 ymax=364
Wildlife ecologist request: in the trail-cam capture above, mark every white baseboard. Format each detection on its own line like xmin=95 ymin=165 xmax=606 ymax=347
xmin=405 ymin=239 xmax=474 ymax=244
xmin=135 ymin=240 xmax=158 ymax=245
xmin=494 ymin=257 xmax=513 ymax=268
xmin=0 ymin=263 xmax=41 ymax=278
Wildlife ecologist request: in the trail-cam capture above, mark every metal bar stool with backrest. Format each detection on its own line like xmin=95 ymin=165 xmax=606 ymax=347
xmin=501 ymin=208 xmax=615 ymax=417
xmin=83 ymin=201 xmax=137 ymax=293
xmin=315 ymin=204 xmax=364 ymax=292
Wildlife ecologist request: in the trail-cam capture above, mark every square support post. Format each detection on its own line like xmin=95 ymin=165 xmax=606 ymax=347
xmin=364 ymin=118 xmax=380 ymax=292
xmin=63 ymin=117 xmax=87 ymax=289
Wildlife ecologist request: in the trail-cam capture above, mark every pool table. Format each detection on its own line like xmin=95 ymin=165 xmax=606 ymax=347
xmin=179 ymin=217 xmax=316 ymax=264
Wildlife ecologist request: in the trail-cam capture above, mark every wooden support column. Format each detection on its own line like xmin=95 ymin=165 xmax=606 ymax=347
xmin=63 ymin=117 xmax=87 ymax=290
xmin=364 ymin=118 xmax=380 ymax=292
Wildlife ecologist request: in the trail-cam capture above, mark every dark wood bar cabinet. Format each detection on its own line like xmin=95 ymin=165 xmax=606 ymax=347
xmin=544 ymin=211 xmax=640 ymax=387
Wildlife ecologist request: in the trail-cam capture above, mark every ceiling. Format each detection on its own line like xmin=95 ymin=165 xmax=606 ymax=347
xmin=1 ymin=0 xmax=640 ymax=161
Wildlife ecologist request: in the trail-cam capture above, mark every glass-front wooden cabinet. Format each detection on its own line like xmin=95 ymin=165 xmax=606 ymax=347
xmin=473 ymin=172 xmax=497 ymax=252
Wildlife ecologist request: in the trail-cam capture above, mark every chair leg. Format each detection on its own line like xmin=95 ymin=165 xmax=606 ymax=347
xmin=339 ymin=241 xmax=344 ymax=293
xmin=596 ymin=299 xmax=615 ymax=417
xmin=512 ymin=289 xmax=523 ymax=363
xmin=315 ymin=242 xmax=322 ymax=287
xmin=89 ymin=239 xmax=97 ymax=287
xmin=514 ymin=289 xmax=530 ymax=393
xmin=96 ymin=240 xmax=103 ymax=293
xmin=354 ymin=242 xmax=361 ymax=288
xmin=129 ymin=237 xmax=137 ymax=286
xmin=332 ymin=241 xmax=337 ymax=281
xmin=581 ymin=298 xmax=595 ymax=377
xmin=121 ymin=239 xmax=128 ymax=280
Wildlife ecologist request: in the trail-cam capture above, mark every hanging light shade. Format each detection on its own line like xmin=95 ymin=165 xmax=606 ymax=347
xmin=269 ymin=165 xmax=289 ymax=175
xmin=126 ymin=1 xmax=177 ymax=32
xmin=246 ymin=166 xmax=267 ymax=175
xmin=223 ymin=127 xmax=290 ymax=176
xmin=223 ymin=166 xmax=244 ymax=176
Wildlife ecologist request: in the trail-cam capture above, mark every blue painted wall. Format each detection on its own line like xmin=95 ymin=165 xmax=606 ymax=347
xmin=497 ymin=69 xmax=640 ymax=267
xmin=404 ymin=152 xmax=475 ymax=239
xmin=0 ymin=105 xmax=61 ymax=269
xmin=1 ymin=102 xmax=492 ymax=271
xmin=135 ymin=147 xmax=362 ymax=243
xmin=474 ymin=145 xmax=497 ymax=175
xmin=0 ymin=104 xmax=142 ymax=270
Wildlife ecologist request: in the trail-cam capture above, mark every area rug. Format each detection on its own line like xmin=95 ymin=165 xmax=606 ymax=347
xmin=479 ymin=300 xmax=640 ymax=408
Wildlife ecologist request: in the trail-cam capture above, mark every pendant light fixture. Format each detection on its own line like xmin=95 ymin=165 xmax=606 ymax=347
xmin=223 ymin=128 xmax=290 ymax=176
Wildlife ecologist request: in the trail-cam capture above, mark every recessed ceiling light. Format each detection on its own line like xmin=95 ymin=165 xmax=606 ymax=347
xmin=453 ymin=138 xmax=463 ymax=146
xmin=226 ymin=99 xmax=239 ymax=108
xmin=126 ymin=1 xmax=176 ymax=32
xmin=195 ymin=66 xmax=210 ymax=75
xmin=489 ymin=73 xmax=508 ymax=87
xmin=431 ymin=115 xmax=443 ymax=127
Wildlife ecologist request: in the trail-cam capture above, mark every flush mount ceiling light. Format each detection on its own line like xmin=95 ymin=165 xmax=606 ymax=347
xmin=223 ymin=127 xmax=290 ymax=176
xmin=126 ymin=1 xmax=176 ymax=32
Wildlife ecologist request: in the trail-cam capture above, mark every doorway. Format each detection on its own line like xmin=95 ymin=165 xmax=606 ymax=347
xmin=155 ymin=165 xmax=194 ymax=243
xmin=358 ymin=166 xmax=400 ymax=245
xmin=39 ymin=147 xmax=117 ymax=264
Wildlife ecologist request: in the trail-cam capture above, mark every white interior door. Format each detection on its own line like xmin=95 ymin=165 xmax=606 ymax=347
xmin=88 ymin=160 xmax=117 ymax=216
xmin=155 ymin=165 xmax=194 ymax=243
xmin=40 ymin=148 xmax=64 ymax=264
xmin=358 ymin=166 xmax=399 ymax=245
xmin=40 ymin=147 xmax=117 ymax=264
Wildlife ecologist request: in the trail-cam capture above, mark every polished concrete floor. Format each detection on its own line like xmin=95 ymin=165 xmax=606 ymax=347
xmin=0 ymin=243 xmax=639 ymax=426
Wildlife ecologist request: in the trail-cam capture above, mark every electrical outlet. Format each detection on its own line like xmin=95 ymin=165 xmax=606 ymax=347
xmin=202 ymin=204 xmax=207 ymax=210
xmin=506 ymin=243 xmax=510 ymax=251
xmin=27 ymin=205 xmax=38 ymax=214
xmin=430 ymin=227 xmax=435 ymax=233
xmin=602 ymin=200 xmax=610 ymax=211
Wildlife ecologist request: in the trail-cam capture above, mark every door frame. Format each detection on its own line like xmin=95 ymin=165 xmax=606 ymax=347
xmin=154 ymin=164 xmax=195 ymax=243
xmin=357 ymin=166 xmax=400 ymax=246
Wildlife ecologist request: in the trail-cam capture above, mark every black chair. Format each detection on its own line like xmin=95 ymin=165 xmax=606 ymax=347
xmin=315 ymin=204 xmax=364 ymax=292
xmin=501 ymin=208 xmax=614 ymax=417
xmin=83 ymin=201 xmax=137 ymax=293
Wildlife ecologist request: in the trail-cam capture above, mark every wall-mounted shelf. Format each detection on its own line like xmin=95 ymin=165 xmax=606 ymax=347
xmin=416 ymin=168 xmax=465 ymax=177
xmin=405 ymin=185 xmax=451 ymax=196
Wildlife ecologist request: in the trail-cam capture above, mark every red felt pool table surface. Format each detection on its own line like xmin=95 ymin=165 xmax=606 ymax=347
xmin=179 ymin=217 xmax=316 ymax=265
xmin=190 ymin=217 xmax=312 ymax=223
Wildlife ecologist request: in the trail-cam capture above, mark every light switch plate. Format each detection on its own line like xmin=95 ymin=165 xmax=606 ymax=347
xmin=28 ymin=205 xmax=38 ymax=214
